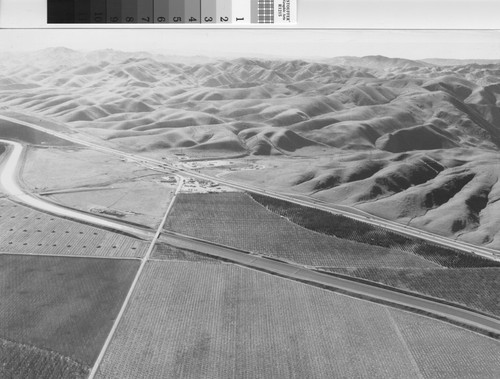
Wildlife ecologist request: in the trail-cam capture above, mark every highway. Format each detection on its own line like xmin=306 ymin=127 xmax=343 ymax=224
xmin=1 ymin=114 xmax=498 ymax=262
xmin=0 ymin=139 xmax=154 ymax=240
xmin=161 ymin=230 xmax=500 ymax=336
xmin=1 ymin=114 xmax=500 ymax=337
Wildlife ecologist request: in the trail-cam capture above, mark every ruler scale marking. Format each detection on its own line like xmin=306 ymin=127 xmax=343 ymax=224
xmin=48 ymin=0 xmax=75 ymax=23
xmin=201 ymin=0 xmax=216 ymax=24
xmin=75 ymin=0 xmax=91 ymax=23
xmin=233 ymin=0 xmax=251 ymax=24
xmin=107 ymin=0 xmax=122 ymax=23
xmin=169 ymin=0 xmax=185 ymax=23
xmin=122 ymin=0 xmax=138 ymax=23
xmin=138 ymin=0 xmax=154 ymax=23
xmin=90 ymin=0 xmax=107 ymax=23
xmin=216 ymin=0 xmax=232 ymax=24
xmin=153 ymin=0 xmax=169 ymax=23
xmin=184 ymin=0 xmax=201 ymax=23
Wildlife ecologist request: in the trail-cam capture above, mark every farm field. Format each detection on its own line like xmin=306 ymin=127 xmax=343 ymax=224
xmin=391 ymin=309 xmax=500 ymax=378
xmin=151 ymin=242 xmax=220 ymax=263
xmin=165 ymin=192 xmax=440 ymax=269
xmin=324 ymin=267 xmax=500 ymax=317
xmin=250 ymin=193 xmax=500 ymax=269
xmin=0 ymin=254 xmax=139 ymax=377
xmin=0 ymin=199 xmax=149 ymax=258
xmin=95 ymin=261 xmax=500 ymax=379
xmin=21 ymin=146 xmax=177 ymax=228
xmin=0 ymin=338 xmax=89 ymax=379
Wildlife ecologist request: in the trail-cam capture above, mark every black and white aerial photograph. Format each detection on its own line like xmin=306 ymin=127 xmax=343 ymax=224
xmin=1 ymin=28 xmax=500 ymax=378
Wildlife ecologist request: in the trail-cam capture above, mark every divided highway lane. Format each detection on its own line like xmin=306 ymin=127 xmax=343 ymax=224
xmin=161 ymin=230 xmax=500 ymax=336
xmin=0 ymin=139 xmax=154 ymax=240
xmin=1 ymin=115 xmax=499 ymax=262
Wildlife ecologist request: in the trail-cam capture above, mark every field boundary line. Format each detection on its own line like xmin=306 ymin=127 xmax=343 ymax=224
xmin=87 ymin=177 xmax=183 ymax=379
xmin=384 ymin=308 xmax=424 ymax=379
xmin=0 ymin=251 xmax=141 ymax=261
xmin=162 ymin=231 xmax=496 ymax=320
xmin=161 ymin=231 xmax=500 ymax=338
xmin=240 ymin=263 xmax=500 ymax=340
xmin=314 ymin=268 xmax=500 ymax=321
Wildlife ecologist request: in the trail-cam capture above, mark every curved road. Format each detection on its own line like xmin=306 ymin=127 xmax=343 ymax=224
xmin=1 ymin=116 xmax=500 ymax=336
xmin=0 ymin=139 xmax=153 ymax=240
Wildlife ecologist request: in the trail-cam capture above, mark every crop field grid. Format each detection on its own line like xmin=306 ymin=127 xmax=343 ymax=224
xmin=164 ymin=192 xmax=439 ymax=269
xmin=151 ymin=242 xmax=220 ymax=263
xmin=325 ymin=267 xmax=500 ymax=317
xmin=0 ymin=199 xmax=149 ymax=258
xmin=0 ymin=254 xmax=139 ymax=378
xmin=249 ymin=193 xmax=500 ymax=269
xmin=95 ymin=261 xmax=500 ymax=379
xmin=390 ymin=309 xmax=500 ymax=378
xmin=0 ymin=337 xmax=89 ymax=379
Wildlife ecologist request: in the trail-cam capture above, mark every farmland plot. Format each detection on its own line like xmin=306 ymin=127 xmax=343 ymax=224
xmin=0 ymin=254 xmax=139 ymax=374
xmin=151 ymin=242 xmax=220 ymax=263
xmin=21 ymin=146 xmax=176 ymax=228
xmin=165 ymin=193 xmax=438 ymax=269
xmin=21 ymin=147 xmax=144 ymax=190
xmin=0 ymin=199 xmax=149 ymax=257
xmin=95 ymin=261 xmax=500 ymax=379
xmin=390 ymin=308 xmax=500 ymax=378
xmin=250 ymin=193 xmax=500 ymax=268
xmin=324 ymin=267 xmax=500 ymax=317
xmin=0 ymin=338 xmax=89 ymax=379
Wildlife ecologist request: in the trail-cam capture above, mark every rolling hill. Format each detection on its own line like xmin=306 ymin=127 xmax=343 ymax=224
xmin=1 ymin=49 xmax=500 ymax=247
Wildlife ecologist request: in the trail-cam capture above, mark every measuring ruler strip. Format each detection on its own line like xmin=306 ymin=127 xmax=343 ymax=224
xmin=48 ymin=1 xmax=297 ymax=24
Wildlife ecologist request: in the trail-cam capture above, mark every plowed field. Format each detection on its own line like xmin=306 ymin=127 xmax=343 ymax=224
xmin=0 ymin=254 xmax=139 ymax=372
xmin=95 ymin=261 xmax=500 ymax=378
xmin=165 ymin=193 xmax=438 ymax=269
xmin=0 ymin=199 xmax=149 ymax=258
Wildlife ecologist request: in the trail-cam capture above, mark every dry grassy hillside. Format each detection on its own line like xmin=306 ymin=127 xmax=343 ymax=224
xmin=1 ymin=49 xmax=500 ymax=247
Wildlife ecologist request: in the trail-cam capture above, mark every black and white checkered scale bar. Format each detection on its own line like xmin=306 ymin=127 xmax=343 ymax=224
xmin=258 ymin=0 xmax=274 ymax=23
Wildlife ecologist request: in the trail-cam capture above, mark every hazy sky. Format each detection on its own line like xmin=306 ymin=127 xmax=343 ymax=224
xmin=0 ymin=29 xmax=498 ymax=60
xmin=0 ymin=0 xmax=499 ymax=59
